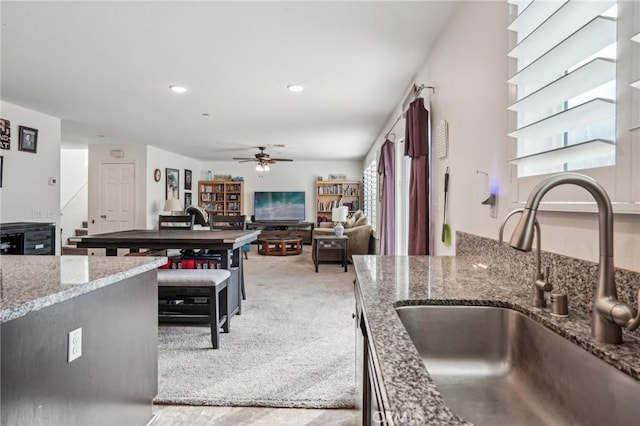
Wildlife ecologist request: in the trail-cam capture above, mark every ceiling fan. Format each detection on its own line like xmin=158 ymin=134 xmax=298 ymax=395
xmin=233 ymin=146 xmax=293 ymax=171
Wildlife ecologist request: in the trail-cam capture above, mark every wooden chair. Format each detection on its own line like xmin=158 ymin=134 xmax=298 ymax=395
xmin=209 ymin=214 xmax=248 ymax=300
xmin=209 ymin=214 xmax=247 ymax=229
xmin=126 ymin=215 xmax=194 ymax=256
xmin=209 ymin=214 xmax=249 ymax=258
xmin=159 ymin=215 xmax=195 ymax=230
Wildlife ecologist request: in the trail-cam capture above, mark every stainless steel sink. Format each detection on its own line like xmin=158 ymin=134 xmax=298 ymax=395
xmin=395 ymin=305 xmax=640 ymax=426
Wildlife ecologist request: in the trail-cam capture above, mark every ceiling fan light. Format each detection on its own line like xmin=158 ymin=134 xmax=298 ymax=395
xmin=255 ymin=164 xmax=264 ymax=172
xmin=263 ymin=164 xmax=270 ymax=171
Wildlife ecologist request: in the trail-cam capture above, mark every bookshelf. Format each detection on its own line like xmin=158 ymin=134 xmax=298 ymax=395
xmin=198 ymin=181 xmax=244 ymax=215
xmin=315 ymin=180 xmax=362 ymax=225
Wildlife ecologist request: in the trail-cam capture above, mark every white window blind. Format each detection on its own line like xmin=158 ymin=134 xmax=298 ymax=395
xmin=363 ymin=160 xmax=377 ymax=230
xmin=508 ymin=0 xmax=618 ymax=178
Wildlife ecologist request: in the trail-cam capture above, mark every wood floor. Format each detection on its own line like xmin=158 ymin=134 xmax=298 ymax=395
xmin=151 ymin=405 xmax=357 ymax=425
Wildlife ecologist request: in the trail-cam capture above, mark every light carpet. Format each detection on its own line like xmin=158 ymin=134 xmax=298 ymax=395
xmin=154 ymin=246 xmax=357 ymax=408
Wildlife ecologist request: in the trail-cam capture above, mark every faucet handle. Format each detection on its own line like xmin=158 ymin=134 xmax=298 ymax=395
xmin=536 ymin=266 xmax=553 ymax=292
xmin=625 ymin=288 xmax=640 ymax=331
xmin=609 ymin=287 xmax=640 ymax=331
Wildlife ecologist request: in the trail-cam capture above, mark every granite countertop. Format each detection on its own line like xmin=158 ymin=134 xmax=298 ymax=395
xmin=0 ymin=255 xmax=166 ymax=323
xmin=353 ymin=255 xmax=640 ymax=425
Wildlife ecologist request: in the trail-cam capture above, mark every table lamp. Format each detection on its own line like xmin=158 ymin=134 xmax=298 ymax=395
xmin=332 ymin=206 xmax=348 ymax=237
xmin=163 ymin=199 xmax=182 ymax=215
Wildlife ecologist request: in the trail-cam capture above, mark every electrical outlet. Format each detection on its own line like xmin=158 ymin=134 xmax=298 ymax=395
xmin=47 ymin=211 xmax=55 ymax=218
xmin=32 ymin=209 xmax=42 ymax=219
xmin=68 ymin=328 xmax=82 ymax=363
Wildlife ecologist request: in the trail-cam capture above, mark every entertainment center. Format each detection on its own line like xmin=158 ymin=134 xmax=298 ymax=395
xmin=248 ymin=221 xmax=315 ymax=245
xmin=248 ymin=191 xmax=314 ymax=243
xmin=196 ymin=186 xmax=317 ymax=243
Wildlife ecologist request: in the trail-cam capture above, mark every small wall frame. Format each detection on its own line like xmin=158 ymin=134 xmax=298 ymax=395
xmin=18 ymin=126 xmax=38 ymax=153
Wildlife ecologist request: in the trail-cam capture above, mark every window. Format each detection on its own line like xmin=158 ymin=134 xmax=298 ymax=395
xmin=363 ymin=160 xmax=377 ymax=230
xmin=508 ymin=0 xmax=640 ymax=211
xmin=508 ymin=0 xmax=618 ymax=178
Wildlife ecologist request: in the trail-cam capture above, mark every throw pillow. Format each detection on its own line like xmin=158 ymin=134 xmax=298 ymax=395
xmin=343 ymin=215 xmax=356 ymax=229
xmin=352 ymin=210 xmax=363 ymax=221
xmin=354 ymin=216 xmax=369 ymax=227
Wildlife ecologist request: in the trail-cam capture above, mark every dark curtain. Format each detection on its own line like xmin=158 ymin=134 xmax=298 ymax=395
xmin=378 ymin=139 xmax=395 ymax=255
xmin=404 ymin=98 xmax=430 ymax=255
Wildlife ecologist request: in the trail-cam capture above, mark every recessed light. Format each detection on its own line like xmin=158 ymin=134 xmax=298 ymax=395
xmin=287 ymin=84 xmax=304 ymax=93
xmin=202 ymin=113 xmax=210 ymax=117
xmin=169 ymin=85 xmax=187 ymax=94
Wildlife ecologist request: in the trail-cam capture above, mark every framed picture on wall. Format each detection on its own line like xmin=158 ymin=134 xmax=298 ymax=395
xmin=166 ymin=168 xmax=179 ymax=200
xmin=0 ymin=119 xmax=10 ymax=150
xmin=18 ymin=126 xmax=38 ymax=153
xmin=184 ymin=192 xmax=192 ymax=209
xmin=185 ymin=169 xmax=192 ymax=190
xmin=0 ymin=156 xmax=3 ymax=188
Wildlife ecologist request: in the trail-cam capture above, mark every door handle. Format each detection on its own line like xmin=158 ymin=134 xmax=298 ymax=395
xmin=100 ymin=215 xmax=107 ymax=219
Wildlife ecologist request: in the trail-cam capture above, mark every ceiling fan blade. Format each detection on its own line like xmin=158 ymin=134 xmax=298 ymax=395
xmin=235 ymin=148 xmax=294 ymax=164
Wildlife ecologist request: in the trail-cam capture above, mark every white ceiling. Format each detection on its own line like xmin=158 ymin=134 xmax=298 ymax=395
xmin=1 ymin=1 xmax=457 ymax=162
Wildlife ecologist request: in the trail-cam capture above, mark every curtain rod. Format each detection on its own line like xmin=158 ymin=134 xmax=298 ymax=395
xmin=384 ymin=84 xmax=434 ymax=139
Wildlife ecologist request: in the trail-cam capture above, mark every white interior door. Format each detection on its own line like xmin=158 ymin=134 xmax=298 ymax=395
xmin=100 ymin=162 xmax=136 ymax=234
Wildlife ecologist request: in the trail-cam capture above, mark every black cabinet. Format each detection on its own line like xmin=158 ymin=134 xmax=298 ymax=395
xmin=0 ymin=222 xmax=56 ymax=255
xmin=355 ymin=279 xmax=387 ymax=426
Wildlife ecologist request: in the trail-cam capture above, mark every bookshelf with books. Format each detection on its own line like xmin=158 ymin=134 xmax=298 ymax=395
xmin=315 ymin=180 xmax=362 ymax=226
xmin=198 ymin=181 xmax=244 ymax=216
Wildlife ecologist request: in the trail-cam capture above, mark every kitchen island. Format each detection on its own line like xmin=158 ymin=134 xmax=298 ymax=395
xmin=1 ymin=255 xmax=166 ymax=426
xmin=353 ymin=255 xmax=640 ymax=425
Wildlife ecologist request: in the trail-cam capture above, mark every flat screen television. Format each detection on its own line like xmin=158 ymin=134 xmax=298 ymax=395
xmin=254 ymin=191 xmax=305 ymax=222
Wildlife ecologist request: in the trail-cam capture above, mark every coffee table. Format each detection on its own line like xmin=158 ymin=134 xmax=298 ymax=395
xmin=313 ymin=235 xmax=349 ymax=272
xmin=258 ymin=237 xmax=303 ymax=256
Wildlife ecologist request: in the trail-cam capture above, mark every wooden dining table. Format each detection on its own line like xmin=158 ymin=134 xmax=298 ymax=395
xmin=77 ymin=229 xmax=260 ymax=257
xmin=77 ymin=229 xmax=261 ymax=316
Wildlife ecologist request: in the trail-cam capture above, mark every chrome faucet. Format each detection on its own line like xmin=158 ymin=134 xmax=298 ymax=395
xmin=499 ymin=209 xmax=552 ymax=308
xmin=509 ymin=172 xmax=640 ymax=344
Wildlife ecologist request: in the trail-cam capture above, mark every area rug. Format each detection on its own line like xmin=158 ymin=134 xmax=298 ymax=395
xmin=154 ymin=247 xmax=357 ymax=408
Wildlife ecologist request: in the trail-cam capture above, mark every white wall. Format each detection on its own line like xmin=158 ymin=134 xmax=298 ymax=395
xmin=376 ymin=1 xmax=640 ymax=272
xmin=60 ymin=148 xmax=88 ymax=245
xmin=201 ymin=160 xmax=362 ymax=222
xmin=0 ymin=101 xmax=62 ymax=254
xmin=424 ymin=1 xmax=510 ymax=257
xmin=146 ymin=146 xmax=202 ymax=229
